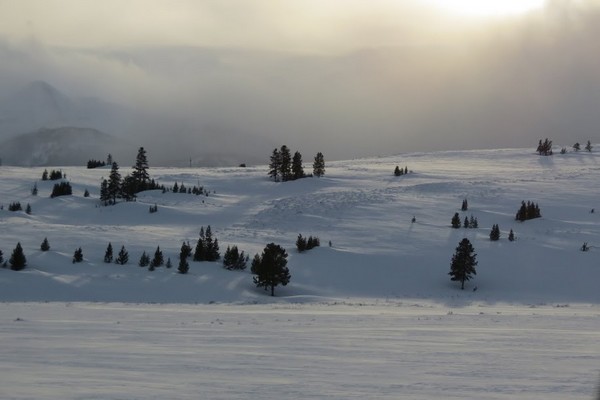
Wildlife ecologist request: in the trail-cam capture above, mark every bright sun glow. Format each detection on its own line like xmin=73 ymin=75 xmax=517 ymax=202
xmin=424 ymin=0 xmax=546 ymax=17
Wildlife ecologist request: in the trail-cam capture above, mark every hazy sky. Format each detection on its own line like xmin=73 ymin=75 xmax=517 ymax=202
xmin=1 ymin=0 xmax=599 ymax=160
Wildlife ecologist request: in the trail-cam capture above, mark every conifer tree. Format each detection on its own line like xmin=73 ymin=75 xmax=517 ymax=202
xmin=9 ymin=242 xmax=26 ymax=271
xmin=464 ymin=216 xmax=469 ymax=229
xmin=194 ymin=227 xmax=206 ymax=261
xmin=42 ymin=169 xmax=48 ymax=181
xmin=469 ymin=215 xmax=478 ymax=229
xmin=104 ymin=243 xmax=113 ymax=263
xmin=585 ymin=140 xmax=593 ymax=152
xmin=138 ymin=251 xmax=150 ymax=267
xmin=151 ymin=246 xmax=164 ymax=268
xmin=223 ymin=245 xmax=249 ymax=270
xmin=461 ymin=199 xmax=468 ymax=211
xmin=31 ymin=183 xmax=38 ymax=196
xmin=72 ymin=248 xmax=83 ymax=263
xmin=451 ymin=212 xmax=461 ymax=229
xmin=178 ymin=244 xmax=189 ymax=274
xmin=84 ymin=189 xmax=90 ymax=198
xmin=107 ymin=162 xmax=122 ymax=204
xmin=394 ymin=166 xmax=401 ymax=176
xmin=313 ymin=152 xmax=325 ymax=177
xmin=573 ymin=142 xmax=580 ymax=152
xmin=166 ymin=257 xmax=172 ymax=269
xmin=107 ymin=153 xmax=113 ymax=165
xmin=181 ymin=241 xmax=192 ymax=259
xmin=268 ymin=148 xmax=281 ymax=181
xmin=449 ymin=238 xmax=477 ymax=290
xmin=40 ymin=237 xmax=50 ymax=252
xmin=489 ymin=224 xmax=500 ymax=241
xmin=25 ymin=203 xmax=31 ymax=214
xmin=279 ymin=145 xmax=292 ymax=181
xmin=116 ymin=245 xmax=129 ymax=265
xmin=132 ymin=147 xmax=150 ymax=192
xmin=291 ymin=151 xmax=305 ymax=180
xmin=508 ymin=229 xmax=515 ymax=242
xmin=296 ymin=234 xmax=307 ymax=252
xmin=100 ymin=179 xmax=109 ymax=205
xmin=0 ymin=248 xmax=3 ymax=265
xmin=251 ymin=243 xmax=290 ymax=296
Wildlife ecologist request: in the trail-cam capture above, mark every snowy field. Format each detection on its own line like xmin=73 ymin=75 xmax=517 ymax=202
xmin=1 ymin=148 xmax=600 ymax=398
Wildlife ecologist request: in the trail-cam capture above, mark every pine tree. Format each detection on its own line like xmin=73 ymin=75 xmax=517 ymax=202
xmin=451 ymin=212 xmax=461 ymax=229
xmin=194 ymin=227 xmax=206 ymax=261
xmin=489 ymin=224 xmax=500 ymax=241
xmin=31 ymin=183 xmax=38 ymax=196
xmin=279 ymin=145 xmax=292 ymax=181
xmin=508 ymin=229 xmax=515 ymax=242
xmin=573 ymin=142 xmax=580 ymax=152
xmin=291 ymin=151 xmax=305 ymax=180
xmin=178 ymin=245 xmax=189 ymax=274
xmin=100 ymin=179 xmax=109 ymax=205
xmin=585 ymin=140 xmax=593 ymax=152
xmin=9 ymin=242 xmax=27 ymax=271
xmin=449 ymin=238 xmax=477 ymax=290
xmin=296 ymin=234 xmax=307 ymax=252
xmin=0 ymin=248 xmax=3 ymax=265
xmin=138 ymin=251 xmax=150 ymax=267
xmin=394 ymin=166 xmax=401 ymax=176
xmin=251 ymin=243 xmax=290 ymax=296
xmin=268 ymin=148 xmax=281 ymax=182
xmin=107 ymin=153 xmax=113 ymax=165
xmin=72 ymin=248 xmax=83 ymax=263
xmin=40 ymin=237 xmax=50 ymax=251
xmin=25 ymin=203 xmax=31 ymax=214
xmin=166 ymin=257 xmax=172 ymax=269
xmin=463 ymin=216 xmax=469 ymax=229
xmin=116 ymin=245 xmax=129 ymax=265
xmin=313 ymin=152 xmax=325 ymax=177
xmin=223 ymin=245 xmax=249 ymax=270
xmin=461 ymin=199 xmax=468 ymax=211
xmin=132 ymin=147 xmax=150 ymax=192
xmin=104 ymin=243 xmax=113 ymax=263
xmin=469 ymin=215 xmax=478 ymax=229
xmin=42 ymin=169 xmax=48 ymax=181
xmin=107 ymin=162 xmax=122 ymax=204
xmin=151 ymin=246 xmax=164 ymax=268
xmin=181 ymin=241 xmax=192 ymax=259
xmin=84 ymin=189 xmax=90 ymax=197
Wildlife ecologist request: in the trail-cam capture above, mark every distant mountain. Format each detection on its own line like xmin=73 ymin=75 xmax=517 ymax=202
xmin=0 ymin=126 xmax=133 ymax=166
xmin=0 ymin=81 xmax=136 ymax=140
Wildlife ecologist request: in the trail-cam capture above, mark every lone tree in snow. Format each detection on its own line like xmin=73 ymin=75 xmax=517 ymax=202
xmin=40 ymin=237 xmax=50 ymax=251
xmin=449 ymin=238 xmax=477 ymax=290
xmin=251 ymin=243 xmax=290 ymax=296
xmin=9 ymin=243 xmax=27 ymax=271
xmin=313 ymin=152 xmax=325 ymax=177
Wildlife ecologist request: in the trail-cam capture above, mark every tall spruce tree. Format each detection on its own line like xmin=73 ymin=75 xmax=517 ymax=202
xmin=107 ymin=162 xmax=122 ymax=204
xmin=268 ymin=148 xmax=281 ymax=182
xmin=313 ymin=152 xmax=325 ymax=177
xmin=178 ymin=243 xmax=189 ymax=274
xmin=251 ymin=243 xmax=290 ymax=296
xmin=9 ymin=242 xmax=27 ymax=271
xmin=291 ymin=151 xmax=304 ymax=180
xmin=104 ymin=243 xmax=113 ymax=263
xmin=279 ymin=145 xmax=292 ymax=181
xmin=194 ymin=227 xmax=206 ymax=261
xmin=449 ymin=238 xmax=477 ymax=290
xmin=116 ymin=245 xmax=129 ymax=265
xmin=151 ymin=246 xmax=164 ymax=267
xmin=132 ymin=146 xmax=150 ymax=192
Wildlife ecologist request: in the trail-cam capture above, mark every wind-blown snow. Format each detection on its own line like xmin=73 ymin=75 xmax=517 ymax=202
xmin=0 ymin=148 xmax=599 ymax=399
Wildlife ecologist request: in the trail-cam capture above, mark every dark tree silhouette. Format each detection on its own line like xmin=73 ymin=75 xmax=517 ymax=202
xmin=73 ymin=248 xmax=83 ymax=263
xmin=449 ymin=238 xmax=477 ymax=290
xmin=251 ymin=243 xmax=290 ymax=296
xmin=107 ymin=162 xmax=122 ymax=204
xmin=313 ymin=152 xmax=325 ymax=177
xmin=40 ymin=238 xmax=50 ymax=252
xmin=104 ymin=243 xmax=113 ymax=263
xmin=268 ymin=148 xmax=281 ymax=182
xmin=451 ymin=212 xmax=461 ymax=229
xmin=116 ymin=245 xmax=129 ymax=265
xmin=291 ymin=151 xmax=305 ymax=180
xmin=9 ymin=242 xmax=27 ymax=271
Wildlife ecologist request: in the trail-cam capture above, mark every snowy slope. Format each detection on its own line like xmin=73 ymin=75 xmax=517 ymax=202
xmin=0 ymin=148 xmax=599 ymax=304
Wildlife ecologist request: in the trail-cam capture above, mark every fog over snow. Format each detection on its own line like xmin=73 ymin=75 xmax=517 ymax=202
xmin=1 ymin=0 xmax=600 ymax=163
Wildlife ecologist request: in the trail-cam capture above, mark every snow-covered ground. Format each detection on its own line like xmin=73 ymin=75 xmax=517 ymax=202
xmin=1 ymin=148 xmax=599 ymax=398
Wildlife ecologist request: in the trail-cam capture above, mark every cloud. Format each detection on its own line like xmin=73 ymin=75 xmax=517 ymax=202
xmin=0 ymin=0 xmax=599 ymax=162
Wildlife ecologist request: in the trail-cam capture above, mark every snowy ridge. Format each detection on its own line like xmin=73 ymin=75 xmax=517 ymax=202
xmin=0 ymin=147 xmax=599 ymax=304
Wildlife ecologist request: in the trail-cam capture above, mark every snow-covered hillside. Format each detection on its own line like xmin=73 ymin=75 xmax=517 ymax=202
xmin=0 ymin=147 xmax=598 ymax=304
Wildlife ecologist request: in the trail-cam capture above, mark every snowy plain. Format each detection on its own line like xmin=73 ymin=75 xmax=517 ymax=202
xmin=1 ymin=148 xmax=599 ymax=399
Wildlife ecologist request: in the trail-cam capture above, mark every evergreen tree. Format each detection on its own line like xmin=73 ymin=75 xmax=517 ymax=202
xmin=268 ymin=148 xmax=281 ymax=182
xmin=451 ymin=212 xmax=461 ymax=229
xmin=449 ymin=238 xmax=477 ymax=290
xmin=132 ymin=146 xmax=150 ymax=192
xmin=151 ymin=246 xmax=164 ymax=268
xmin=461 ymin=199 xmax=468 ymax=211
xmin=166 ymin=257 xmax=172 ymax=269
xmin=104 ymin=243 xmax=113 ymax=263
xmin=84 ymin=189 xmax=90 ymax=198
xmin=469 ymin=215 xmax=478 ymax=229
xmin=73 ymin=247 xmax=83 ymax=263
xmin=573 ymin=142 xmax=580 ymax=151
xmin=107 ymin=162 xmax=122 ymax=204
xmin=313 ymin=152 xmax=325 ymax=177
xmin=25 ymin=203 xmax=31 ymax=214
xmin=394 ymin=166 xmax=402 ymax=176
xmin=178 ymin=245 xmax=189 ymax=274
xmin=107 ymin=153 xmax=113 ymax=165
xmin=42 ymin=169 xmax=48 ymax=181
xmin=181 ymin=241 xmax=192 ymax=259
xmin=31 ymin=183 xmax=38 ymax=196
xmin=9 ymin=242 xmax=26 ymax=271
xmin=464 ymin=216 xmax=469 ymax=229
xmin=194 ymin=227 xmax=206 ymax=261
xmin=251 ymin=243 xmax=290 ymax=296
xmin=291 ymin=151 xmax=305 ymax=180
xmin=40 ymin=237 xmax=50 ymax=252
xmin=138 ymin=251 xmax=150 ymax=267
xmin=116 ymin=245 xmax=129 ymax=265
xmin=489 ymin=224 xmax=500 ymax=241
xmin=223 ymin=245 xmax=249 ymax=270
xmin=100 ymin=179 xmax=109 ymax=205
xmin=508 ymin=229 xmax=515 ymax=242
xmin=585 ymin=140 xmax=593 ymax=152
xmin=279 ymin=145 xmax=292 ymax=181
xmin=296 ymin=234 xmax=307 ymax=252
xmin=0 ymin=249 xmax=3 ymax=265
